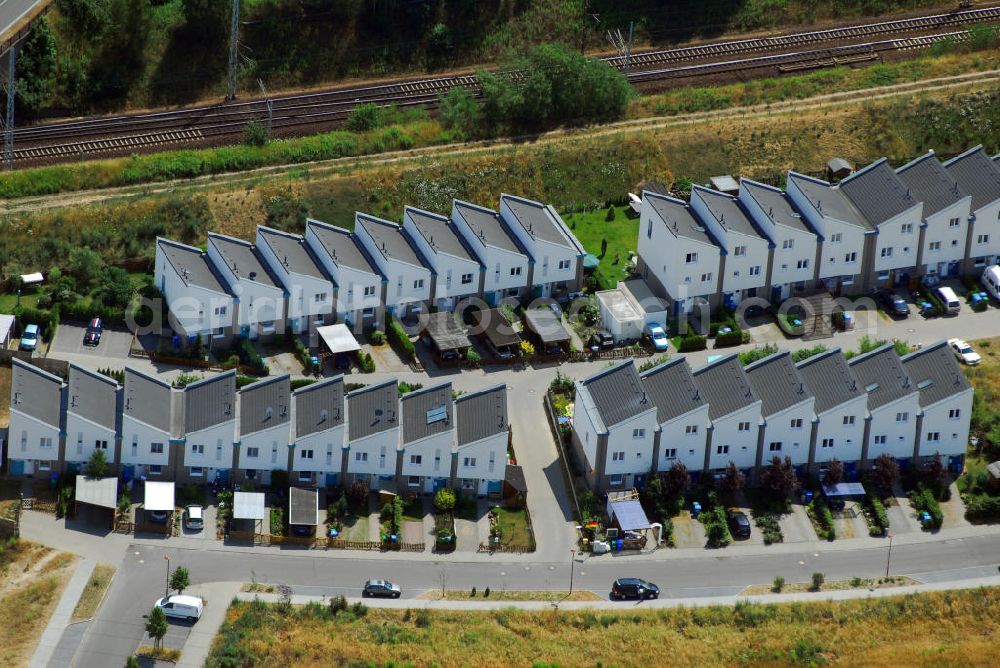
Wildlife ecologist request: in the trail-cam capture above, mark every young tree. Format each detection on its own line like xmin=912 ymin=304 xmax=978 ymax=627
xmin=760 ymin=456 xmax=799 ymax=500
xmin=716 ymin=462 xmax=745 ymax=497
xmin=98 ymin=267 xmax=136 ymax=307
xmin=434 ymin=488 xmax=456 ymax=512
xmin=15 ymin=17 xmax=57 ymax=117
xmin=145 ymin=606 xmax=168 ymax=650
xmin=663 ymin=461 xmax=690 ymax=503
xmin=124 ymin=656 xmax=141 ymax=668
xmin=873 ymin=453 xmax=900 ymax=496
xmin=824 ymin=459 xmax=844 ymax=487
xmin=920 ymin=453 xmax=947 ymax=488
xmin=437 ymin=86 xmax=479 ymax=139
xmin=83 ymin=449 xmax=109 ymax=478
xmin=169 ymin=566 xmax=190 ymax=594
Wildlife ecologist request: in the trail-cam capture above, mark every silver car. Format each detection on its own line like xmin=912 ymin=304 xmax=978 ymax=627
xmin=184 ymin=505 xmax=204 ymax=531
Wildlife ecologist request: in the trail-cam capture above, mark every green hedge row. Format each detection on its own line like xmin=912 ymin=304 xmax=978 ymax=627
xmin=910 ymin=484 xmax=943 ymax=530
xmin=387 ymin=318 xmax=415 ymax=361
xmin=677 ymin=335 xmax=707 ymax=352
xmin=965 ymin=496 xmax=1000 ymax=522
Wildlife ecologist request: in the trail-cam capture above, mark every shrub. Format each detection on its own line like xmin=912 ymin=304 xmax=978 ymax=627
xmin=578 ymin=301 xmax=600 ymax=326
xmin=714 ymin=328 xmax=744 ymax=348
xmin=370 ymin=330 xmax=386 ymax=346
xmin=243 ymin=120 xmax=270 ymax=147
xmin=772 ymin=576 xmax=785 ymax=593
xmin=520 ymin=340 xmax=535 ymax=356
xmin=466 ymin=349 xmax=481 ymax=366
xmin=387 ymin=318 xmax=416 ymax=361
xmin=345 ymin=103 xmax=384 ymax=132
xmin=966 ymin=496 xmax=1000 ymax=522
xmin=605 ymin=206 xmax=616 ymax=221
xmin=810 ymin=572 xmax=825 ymax=591
xmin=678 ymin=335 xmax=707 ymax=352
xmin=359 ymin=351 xmax=376 ymax=373
xmin=909 ymin=484 xmax=943 ymax=530
xmin=739 ymin=343 xmax=779 ymax=365
xmin=434 ymin=488 xmax=456 ymax=512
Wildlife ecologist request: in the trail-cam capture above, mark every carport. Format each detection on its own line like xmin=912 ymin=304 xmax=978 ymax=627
xmin=524 ymin=308 xmax=571 ymax=352
xmin=473 ymin=309 xmax=521 ymax=358
xmin=606 ymin=491 xmax=659 ymax=547
xmin=74 ymin=475 xmax=118 ymax=529
xmin=821 ymin=482 xmax=866 ymax=499
xmin=141 ymin=481 xmax=175 ymax=532
xmin=0 ymin=314 xmax=14 ymax=349
xmin=232 ymin=491 xmax=267 ymax=535
xmin=288 ymin=487 xmax=318 ymax=528
xmin=316 ymin=324 xmax=361 ymax=370
xmin=422 ymin=311 xmax=471 ymax=360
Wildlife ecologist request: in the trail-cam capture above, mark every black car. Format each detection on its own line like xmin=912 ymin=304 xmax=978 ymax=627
xmin=544 ymin=342 xmax=564 ymax=355
xmin=440 ymin=350 xmax=461 ymax=361
xmin=588 ymin=331 xmax=615 ymax=352
xmin=363 ymin=579 xmax=401 ymax=598
xmin=727 ymin=511 xmax=752 ymax=539
xmin=611 ymin=578 xmax=659 ymax=600
xmin=291 ymin=524 xmax=316 ymax=537
xmin=878 ymin=290 xmax=909 ymax=318
xmin=83 ymin=317 xmax=103 ymax=346
xmin=148 ymin=509 xmax=170 ymax=524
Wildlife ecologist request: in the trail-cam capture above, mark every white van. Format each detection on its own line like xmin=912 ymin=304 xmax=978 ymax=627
xmin=155 ymin=595 xmax=204 ymax=622
xmin=981 ymin=265 xmax=1000 ymax=301
xmin=935 ymin=286 xmax=961 ymax=316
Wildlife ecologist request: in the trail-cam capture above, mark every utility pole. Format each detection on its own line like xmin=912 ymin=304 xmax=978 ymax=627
xmin=258 ymin=79 xmax=272 ymax=138
xmin=226 ymin=0 xmax=241 ymax=101
xmin=4 ymin=47 xmax=15 ymax=170
xmin=624 ymin=21 xmax=634 ymax=76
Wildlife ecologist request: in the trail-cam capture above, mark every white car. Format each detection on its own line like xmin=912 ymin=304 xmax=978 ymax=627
xmin=644 ymin=322 xmax=669 ymax=351
xmin=155 ymin=594 xmax=204 ymax=622
xmin=948 ymin=338 xmax=981 ymax=365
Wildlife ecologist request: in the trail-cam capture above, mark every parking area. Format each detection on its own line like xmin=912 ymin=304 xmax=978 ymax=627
xmin=49 ymin=323 xmax=134 ymax=360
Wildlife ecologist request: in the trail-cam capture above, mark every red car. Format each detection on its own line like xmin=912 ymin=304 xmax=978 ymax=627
xmin=83 ymin=317 xmax=103 ymax=346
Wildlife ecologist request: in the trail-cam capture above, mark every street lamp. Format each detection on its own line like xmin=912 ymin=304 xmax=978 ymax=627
xmin=164 ymin=554 xmax=170 ymax=598
xmin=885 ymin=532 xmax=894 ymax=578
xmin=569 ymin=548 xmax=576 ymax=595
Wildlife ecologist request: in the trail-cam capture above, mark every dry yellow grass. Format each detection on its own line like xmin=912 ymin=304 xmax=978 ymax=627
xmin=207 ymin=587 xmax=1000 ymax=668
xmin=0 ymin=366 xmax=11 ymax=427
xmin=418 ymin=590 xmax=602 ymax=602
xmin=70 ymin=564 xmax=116 ymax=623
xmin=741 ymin=575 xmax=916 ymax=596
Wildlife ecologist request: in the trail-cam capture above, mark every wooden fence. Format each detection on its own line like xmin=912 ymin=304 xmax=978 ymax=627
xmin=228 ymin=530 xmax=425 ymax=552
xmin=544 ymin=393 xmax=582 ymax=523
xmin=0 ymin=517 xmax=17 ymax=539
xmin=477 ymin=542 xmax=535 ymax=554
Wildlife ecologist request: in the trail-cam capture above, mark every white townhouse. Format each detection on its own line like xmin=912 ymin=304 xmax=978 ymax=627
xmin=499 ymin=194 xmax=585 ymax=299
xmin=65 ymin=364 xmax=119 ymax=472
xmin=636 ymin=191 xmax=722 ymax=315
xmin=345 ymin=379 xmax=400 ymax=489
xmin=745 ymin=352 xmax=816 ymax=475
xmin=901 ymin=341 xmax=974 ymax=473
xmin=796 ymin=349 xmax=868 ymax=480
xmin=896 ymin=151 xmax=972 ymax=279
xmin=571 ymin=360 xmax=658 ymax=493
xmin=235 ymin=375 xmax=291 ymax=487
xmin=839 ymin=158 xmax=924 ymax=289
xmin=7 ymin=359 xmax=63 ymax=477
xmin=120 ymin=367 xmax=176 ymax=480
xmin=639 ymin=357 xmax=710 ymax=481
xmin=454 ymin=384 xmax=510 ymax=497
xmin=402 ymin=206 xmax=484 ymax=311
xmin=354 ymin=213 xmax=432 ymax=318
xmin=154 ymin=238 xmax=235 ymax=345
xmin=786 ymin=171 xmax=869 ymax=294
xmin=256 ymin=226 xmax=336 ymax=335
xmin=398 ymin=383 xmax=454 ymax=494
xmin=690 ymin=185 xmax=772 ymax=306
xmin=305 ymin=218 xmax=385 ymax=330
xmin=944 ymin=145 xmax=1000 ymax=272
xmin=291 ymin=376 xmax=346 ymax=488
xmin=179 ymin=371 xmax=237 ymax=485
xmin=740 ymin=178 xmax=819 ymax=300
xmin=849 ymin=344 xmax=921 ymax=470
xmin=450 ymin=199 xmax=530 ymax=305
xmin=207 ymin=233 xmax=286 ymax=340
xmin=693 ymin=355 xmax=762 ymax=474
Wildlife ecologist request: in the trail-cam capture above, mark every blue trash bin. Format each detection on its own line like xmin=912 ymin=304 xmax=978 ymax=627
xmin=616 ymin=538 xmax=624 ymax=552
xmin=691 ymin=501 xmax=702 ymax=518
xmin=803 ymin=490 xmax=814 ymax=504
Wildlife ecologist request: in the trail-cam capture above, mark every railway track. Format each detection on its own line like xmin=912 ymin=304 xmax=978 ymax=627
xmin=7 ymin=6 xmax=1000 ymax=166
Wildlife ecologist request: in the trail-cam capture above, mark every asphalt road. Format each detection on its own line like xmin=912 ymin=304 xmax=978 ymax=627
xmin=0 ymin=0 xmax=41 ymax=40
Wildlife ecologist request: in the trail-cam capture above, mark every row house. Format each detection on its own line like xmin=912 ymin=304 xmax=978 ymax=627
xmin=745 ymin=352 xmax=816 ymax=472
xmin=451 ymin=199 xmax=532 ymax=305
xmin=154 ymin=238 xmax=235 ymax=346
xmin=944 ymin=146 xmax=1000 ymax=272
xmin=235 ymin=375 xmax=291 ymax=487
xmin=639 ymin=357 xmax=710 ymax=478
xmin=207 ymin=233 xmax=286 ymax=340
xmin=7 ymin=359 xmax=64 ymax=477
xmin=354 ymin=213 xmax=433 ymax=318
xmin=453 ymin=384 xmax=510 ymax=497
xmin=305 ymin=218 xmax=385 ymax=328
xmin=256 ymin=226 xmax=336 ymax=335
xmin=399 ymin=383 xmax=454 ymax=494
xmin=65 ymin=364 xmax=119 ymax=471
xmin=290 ymin=376 xmax=346 ymax=488
xmin=403 ymin=206 xmax=484 ymax=311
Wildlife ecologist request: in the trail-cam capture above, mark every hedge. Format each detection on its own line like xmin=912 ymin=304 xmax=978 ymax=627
xmin=677 ymin=335 xmax=707 ymax=352
xmin=290 ymin=378 xmax=318 ymax=391
xmin=910 ymin=484 xmax=943 ymax=530
xmin=965 ymin=496 xmax=1000 ymax=522
xmin=59 ymin=300 xmax=127 ymax=326
xmin=387 ymin=318 xmax=416 ymax=361
xmin=714 ymin=328 xmax=745 ymax=348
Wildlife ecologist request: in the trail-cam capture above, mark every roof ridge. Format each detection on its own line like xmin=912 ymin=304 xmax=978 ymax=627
xmin=839 ymin=156 xmax=889 ymax=186
xmin=895 ymin=149 xmax=936 ymax=173
xmin=847 ymin=342 xmax=898 ymax=365
xmin=454 ymin=383 xmax=506 ymax=402
xmin=580 ymin=358 xmax=638 ymax=385
xmin=900 ymin=339 xmax=947 ymax=361
xmin=638 ymin=355 xmax=686 ymax=378
xmin=69 ymin=363 xmax=119 ymax=387
xmin=795 ymin=347 xmax=844 ymax=368
xmin=293 ymin=374 xmax=343 ymax=395
xmin=400 ymin=381 xmax=452 ymax=400
xmin=744 ymin=349 xmax=791 ymax=372
xmin=185 ymin=369 xmax=236 ymax=391
xmin=942 ymin=144 xmax=984 ymax=166
xmin=347 ymin=378 xmax=397 ymax=397
xmin=240 ymin=373 xmax=291 ymax=393
xmin=693 ymin=352 xmax=740 ymax=374
xmin=12 ymin=357 xmax=64 ymax=384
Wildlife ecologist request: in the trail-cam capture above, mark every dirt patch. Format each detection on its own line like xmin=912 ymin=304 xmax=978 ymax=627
xmin=206 ymin=189 xmax=268 ymax=240
xmin=741 ymin=575 xmax=918 ymax=596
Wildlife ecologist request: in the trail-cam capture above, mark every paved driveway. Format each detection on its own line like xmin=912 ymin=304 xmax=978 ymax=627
xmin=49 ymin=323 xmax=133 ymax=361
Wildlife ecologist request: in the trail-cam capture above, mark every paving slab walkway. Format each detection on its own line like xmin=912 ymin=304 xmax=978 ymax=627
xmin=29 ymin=558 xmax=95 ymax=668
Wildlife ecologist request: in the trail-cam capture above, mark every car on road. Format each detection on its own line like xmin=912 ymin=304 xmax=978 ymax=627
xmin=148 ymin=509 xmax=170 ymax=524
xmin=155 ymin=594 xmax=204 ymax=622
xmin=363 ymin=579 xmax=401 ymax=598
xmin=948 ymin=338 xmax=981 ymax=365
xmin=184 ymin=505 xmax=204 ymax=531
xmin=610 ymin=577 xmax=659 ymax=600
xmin=83 ymin=317 xmax=103 ymax=346
xmin=644 ymin=322 xmax=669 ymax=351
xmin=19 ymin=324 xmax=39 ymax=351
xmin=588 ymin=330 xmax=614 ymax=352
xmin=727 ymin=511 xmax=752 ymax=539
xmin=877 ymin=290 xmax=909 ymax=318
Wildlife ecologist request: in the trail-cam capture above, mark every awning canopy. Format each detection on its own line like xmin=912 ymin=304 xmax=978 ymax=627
xmin=0 ymin=314 xmax=14 ymax=341
xmin=473 ymin=309 xmax=520 ymax=349
xmin=316 ymin=324 xmax=361 ymax=354
xmin=504 ymin=464 xmax=527 ymax=494
xmin=524 ymin=308 xmax=571 ymax=344
xmin=20 ymin=272 xmax=43 ymax=286
xmin=424 ymin=311 xmax=471 ymax=352
xmin=75 ymin=475 xmax=118 ymax=510
xmin=607 ymin=499 xmax=651 ymax=532
xmin=822 ymin=482 xmax=866 ymax=497
xmin=144 ymin=481 xmax=175 ymax=511
xmin=233 ymin=491 xmax=266 ymax=520
xmin=288 ymin=487 xmax=318 ymax=526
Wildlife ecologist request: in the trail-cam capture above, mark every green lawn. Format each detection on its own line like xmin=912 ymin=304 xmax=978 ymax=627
xmin=561 ymin=207 xmax=638 ymax=289
xmin=0 ymin=292 xmax=39 ymax=313
xmin=493 ymin=507 xmax=533 ymax=547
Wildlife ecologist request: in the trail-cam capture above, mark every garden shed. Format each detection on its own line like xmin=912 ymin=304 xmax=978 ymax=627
xmin=524 ymin=308 xmax=571 ymax=351
xmin=596 ymin=279 xmax=668 ymax=342
xmin=422 ymin=311 xmax=472 ymax=359
xmin=0 ymin=314 xmax=14 ymax=349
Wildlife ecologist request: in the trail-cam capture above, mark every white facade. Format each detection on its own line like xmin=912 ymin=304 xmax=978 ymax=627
xmin=918 ymin=393 xmax=974 ymax=459
xmin=354 ymin=214 xmax=432 ymax=313
xmin=456 ymin=431 xmax=507 ymax=496
xmin=866 ymin=394 xmax=921 ymax=461
xmin=120 ymin=416 xmax=171 ymax=472
xmin=256 ymin=227 xmax=335 ymax=334
xmin=450 ymin=200 xmax=530 ymax=299
xmin=238 ymin=423 xmax=291 ymax=474
xmin=739 ymin=180 xmax=818 ymax=296
xmin=402 ymin=207 xmax=482 ymax=308
xmin=154 ymin=240 xmax=234 ymax=340
xmin=759 ymin=402 xmax=815 ymax=467
xmin=499 ymin=195 xmax=581 ymax=298
xmin=919 ymin=197 xmax=972 ymax=276
xmin=706 ymin=404 xmax=762 ymax=471
xmin=690 ymin=186 xmax=770 ymax=300
xmin=601 ymin=412 xmax=657 ymax=479
xmin=183 ymin=421 xmax=236 ymax=477
xmin=8 ymin=412 xmax=60 ymax=474
xmin=207 ymin=234 xmax=285 ymax=338
xmin=346 ymin=428 xmax=399 ymax=480
xmin=305 ymin=220 xmax=383 ymax=319
xmin=293 ymin=426 xmax=345 ymax=476
xmin=872 ymin=212 xmax=923 ymax=276
xmin=811 ymin=395 xmax=868 ymax=465
xmin=65 ymin=413 xmax=115 ymax=465
xmin=401 ymin=429 xmax=454 ymax=493
xmin=655 ymin=405 xmax=710 ymax=474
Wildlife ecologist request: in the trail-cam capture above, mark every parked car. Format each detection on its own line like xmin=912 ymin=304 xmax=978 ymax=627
xmin=292 ymin=524 xmax=316 ymax=537
xmin=644 ymin=322 xmax=669 ymax=351
xmin=588 ymin=330 xmax=614 ymax=352
xmin=544 ymin=342 xmax=563 ymax=355
xmin=948 ymin=338 xmax=981 ymax=365
xmin=155 ymin=595 xmax=204 ymax=622
xmin=935 ymin=286 xmax=961 ymax=315
xmin=610 ymin=578 xmax=659 ymax=600
xmin=440 ymin=350 xmax=461 ymax=362
xmin=148 ymin=509 xmax=170 ymax=524
xmin=727 ymin=511 xmax=751 ymax=539
xmin=877 ymin=290 xmax=909 ymax=318
xmin=184 ymin=505 xmax=204 ymax=531
xmin=363 ymin=579 xmax=401 ymax=598
xmin=19 ymin=324 xmax=39 ymax=351
xmin=83 ymin=317 xmax=103 ymax=346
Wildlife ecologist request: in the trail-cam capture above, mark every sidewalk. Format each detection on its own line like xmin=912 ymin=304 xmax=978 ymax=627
xmin=29 ymin=558 xmax=95 ymax=668
xmin=175 ymin=581 xmax=242 ymax=668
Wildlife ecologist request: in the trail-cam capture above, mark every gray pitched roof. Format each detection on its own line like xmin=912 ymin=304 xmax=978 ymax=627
xmin=644 ymin=191 xmax=720 ymax=247
xmin=208 ymin=233 xmax=280 ymax=289
xmin=579 ymin=360 xmax=652 ymax=430
xmin=257 ymin=226 xmax=330 ymax=281
xmin=288 ymin=487 xmax=318 ymax=526
xmin=896 ymin=151 xmax=966 ymax=218
xmin=424 ymin=311 xmax=472 ymax=352
xmin=356 ymin=213 xmax=428 ymax=269
xmin=10 ymin=358 xmax=62 ymax=428
xmin=456 ymin=384 xmax=508 ymax=446
xmin=157 ymin=238 xmax=229 ymax=294
xmin=452 ymin=200 xmax=524 ymax=254
xmin=405 ymin=206 xmax=478 ymax=264
xmin=184 ymin=371 xmax=236 ymax=434
xmin=692 ymin=185 xmax=767 ymax=241
xmin=68 ymin=364 xmax=118 ymax=431
xmin=293 ymin=375 xmax=344 ymax=439
xmin=639 ymin=357 xmax=706 ymax=424
xmin=524 ymin=308 xmax=571 ymax=343
xmin=848 ymin=344 xmax=916 ymax=411
xmin=239 ymin=375 xmax=290 ymax=438
xmin=347 ymin=379 xmax=398 ymax=441
xmin=943 ymin=145 xmax=1000 ymax=213
xmin=401 ymin=382 xmax=453 ymax=445
xmin=796 ymin=349 xmax=864 ymax=414
xmin=123 ymin=367 xmax=173 ymax=434
xmin=692 ymin=354 xmax=759 ymax=420
xmin=901 ymin=341 xmax=972 ymax=408
xmin=745 ymin=352 xmax=812 ymax=418
xmin=740 ymin=178 xmax=815 ymax=235
xmin=840 ymin=158 xmax=919 ymax=226
xmin=787 ymin=172 xmax=868 ymax=229
xmin=500 ymin=194 xmax=583 ymax=252
xmin=306 ymin=219 xmax=380 ymax=275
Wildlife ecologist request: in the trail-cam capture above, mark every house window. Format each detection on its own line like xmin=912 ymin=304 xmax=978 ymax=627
xmin=881 ymin=247 xmax=893 ymax=258
xmin=738 ymin=422 xmax=751 ymax=432
xmin=298 ymin=471 xmax=312 ymax=483
xmin=901 ymin=223 xmax=913 ymax=234
xmin=38 ymin=461 xmax=51 ymax=471
xmin=716 ymin=445 xmax=730 ymax=455
xmin=314 ymin=293 xmax=327 ymax=303
xmin=191 ymin=444 xmax=204 ymax=455
xmin=769 ymin=442 xmax=782 ymax=452
xmin=949 ymin=409 xmax=961 ymax=419
xmin=355 ymin=452 xmax=368 ymax=462
xmin=782 ymin=239 xmax=793 ymax=250
xmin=664 ymin=448 xmax=677 ymax=459
xmin=414 ymin=279 xmax=425 ymax=289
xmin=734 ymin=245 xmax=747 ymax=257
xmin=558 ymin=260 xmax=571 ymax=270
xmin=949 ymin=218 xmax=960 ymax=228
xmin=685 ymin=252 xmax=698 ymax=264
xmin=95 ymin=440 xmax=108 ymax=450
xmin=407 ymin=476 xmax=421 ymax=487
xmin=927 ymin=432 xmax=941 ymax=442
xmin=952 ymin=239 xmax=959 ymax=247
xmin=612 ymin=451 xmax=625 ymax=462
xmin=685 ymin=425 xmax=698 ymax=435
xmin=821 ymin=438 xmax=834 ymax=448
xmin=608 ymin=475 xmax=624 ymax=486
xmin=191 ymin=467 xmax=204 ymax=477
xmin=364 ymin=285 xmax=376 ymax=297
xmin=978 ymin=234 xmax=990 ymax=245
xmin=301 ymin=449 xmax=314 ymax=460
xmin=874 ymin=435 xmax=887 ymax=445
xmin=896 ymin=412 xmax=909 ymax=423
xmin=929 ymin=241 xmax=941 ymax=252
xmin=410 ymin=454 xmax=422 ymax=465
xmin=845 ymin=252 xmax=857 ymax=263
xmin=148 ymin=465 xmax=162 ymax=475
xmin=632 ymin=428 xmax=645 ymax=439
xmin=214 ymin=306 xmax=227 ymax=316
xmin=434 ymin=450 xmax=441 ymax=471
xmin=246 ymin=447 xmax=259 ymax=458
xmin=461 ymin=273 xmax=474 ymax=284
xmin=830 ymin=233 xmax=842 ymax=243
xmin=796 ymin=259 xmax=809 ymax=270
xmin=647 ymin=220 xmax=653 ymax=239
xmin=151 ymin=443 xmax=164 ymax=455
xmin=489 ymin=451 xmax=496 ymax=474
xmin=701 ymin=272 xmax=713 ymax=282
xmin=749 ymin=265 xmax=761 ymax=276
xmin=379 ymin=447 xmax=386 ymax=468
xmin=463 ymin=457 xmax=477 ymax=467
xmin=975 ymin=257 xmax=986 ymax=267
xmin=790 ymin=418 xmax=803 ymax=429
xmin=40 ymin=437 xmax=53 ymax=449
xmin=510 ymin=267 xmax=522 ymax=277
xmin=843 ymin=415 xmax=855 ymax=425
